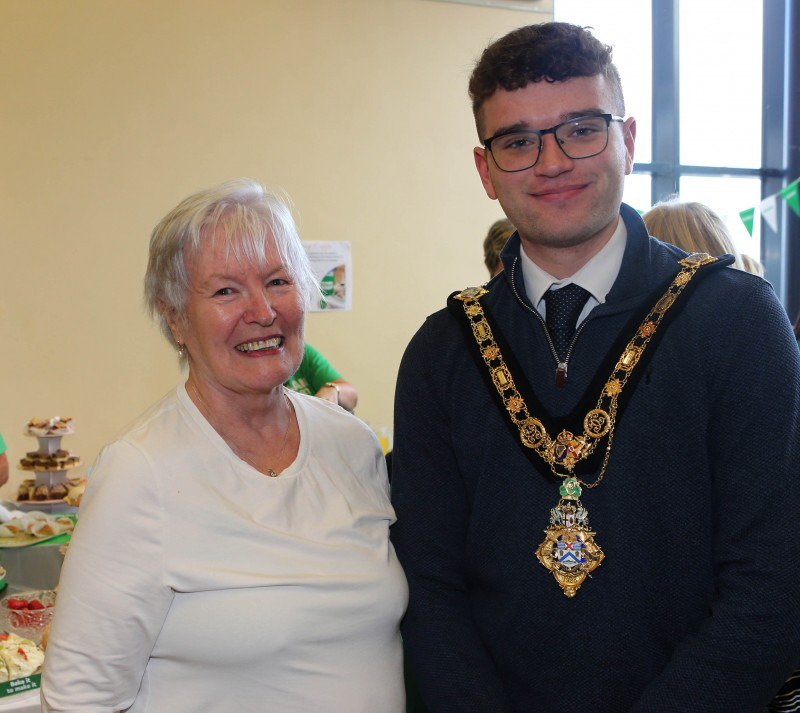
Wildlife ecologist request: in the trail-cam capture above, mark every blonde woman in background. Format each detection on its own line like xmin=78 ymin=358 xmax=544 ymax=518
xmin=482 ymin=217 xmax=516 ymax=278
xmin=642 ymin=197 xmax=752 ymax=270
xmin=740 ymin=253 xmax=766 ymax=277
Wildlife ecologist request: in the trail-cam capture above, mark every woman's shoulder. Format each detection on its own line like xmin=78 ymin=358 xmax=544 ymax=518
xmin=106 ymin=387 xmax=186 ymax=449
xmin=92 ymin=386 xmax=205 ymax=478
xmin=290 ymin=389 xmax=367 ymax=428
xmin=290 ymin=391 xmax=380 ymax=453
xmin=290 ymin=393 xmax=389 ymax=498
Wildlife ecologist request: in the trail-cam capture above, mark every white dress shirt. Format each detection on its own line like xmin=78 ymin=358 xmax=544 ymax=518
xmin=518 ymin=217 xmax=628 ymax=326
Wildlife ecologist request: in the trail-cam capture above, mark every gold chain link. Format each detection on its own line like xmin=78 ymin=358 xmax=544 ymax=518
xmin=455 ymin=253 xmax=716 ymax=487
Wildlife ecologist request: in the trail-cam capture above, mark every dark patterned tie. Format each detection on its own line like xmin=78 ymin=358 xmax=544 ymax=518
xmin=543 ymin=283 xmax=591 ymax=359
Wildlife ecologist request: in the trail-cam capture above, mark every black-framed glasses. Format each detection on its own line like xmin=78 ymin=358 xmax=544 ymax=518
xmin=483 ymin=114 xmax=625 ymax=173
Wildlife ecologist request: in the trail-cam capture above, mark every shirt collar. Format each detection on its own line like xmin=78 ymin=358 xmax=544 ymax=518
xmin=519 ymin=217 xmax=628 ymax=309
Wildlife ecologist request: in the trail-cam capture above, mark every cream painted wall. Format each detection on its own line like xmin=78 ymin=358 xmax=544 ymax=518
xmin=0 ymin=0 xmax=552 ymax=498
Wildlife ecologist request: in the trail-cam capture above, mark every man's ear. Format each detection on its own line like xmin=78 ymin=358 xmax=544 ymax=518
xmin=474 ymin=147 xmax=499 ymax=201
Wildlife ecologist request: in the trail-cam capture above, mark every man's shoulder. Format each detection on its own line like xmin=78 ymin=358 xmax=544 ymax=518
xmin=404 ymin=280 xmax=517 ymax=365
xmin=424 ymin=279 xmax=510 ymax=323
xmin=402 ymin=286 xmax=493 ymax=367
xmin=413 ymin=302 xmax=461 ymax=341
xmin=690 ymin=266 xmax=779 ymax=323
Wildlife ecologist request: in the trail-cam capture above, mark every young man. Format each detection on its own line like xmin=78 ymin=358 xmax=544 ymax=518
xmin=391 ymin=22 xmax=800 ymax=712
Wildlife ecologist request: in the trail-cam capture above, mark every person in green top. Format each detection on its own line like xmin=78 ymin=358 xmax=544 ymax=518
xmin=285 ymin=343 xmax=358 ymax=412
xmin=0 ymin=432 xmax=9 ymax=487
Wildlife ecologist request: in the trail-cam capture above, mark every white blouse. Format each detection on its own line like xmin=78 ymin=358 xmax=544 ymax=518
xmin=41 ymin=386 xmax=407 ymax=712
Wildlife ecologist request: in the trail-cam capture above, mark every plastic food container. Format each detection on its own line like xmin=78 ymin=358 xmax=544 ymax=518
xmin=0 ymin=590 xmax=56 ymax=644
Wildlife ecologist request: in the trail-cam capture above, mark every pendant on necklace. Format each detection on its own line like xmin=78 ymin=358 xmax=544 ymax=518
xmin=535 ymin=477 xmax=605 ymax=597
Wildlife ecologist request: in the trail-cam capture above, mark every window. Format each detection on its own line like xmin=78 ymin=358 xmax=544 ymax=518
xmin=554 ymin=0 xmax=797 ymax=310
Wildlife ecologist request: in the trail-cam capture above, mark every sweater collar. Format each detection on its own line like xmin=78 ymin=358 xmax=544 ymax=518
xmin=500 ymin=203 xmax=658 ymax=309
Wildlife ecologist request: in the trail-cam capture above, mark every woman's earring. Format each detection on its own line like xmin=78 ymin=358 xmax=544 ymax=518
xmin=177 ymin=343 xmax=186 ymax=359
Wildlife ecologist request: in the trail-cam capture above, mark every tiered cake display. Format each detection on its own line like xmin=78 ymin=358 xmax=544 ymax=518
xmin=17 ymin=417 xmax=83 ymax=512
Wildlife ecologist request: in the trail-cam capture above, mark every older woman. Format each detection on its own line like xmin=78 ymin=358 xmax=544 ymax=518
xmin=41 ymin=179 xmax=407 ymax=712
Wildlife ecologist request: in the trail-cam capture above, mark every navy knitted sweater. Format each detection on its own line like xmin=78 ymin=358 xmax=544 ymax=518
xmin=391 ymin=204 xmax=800 ymax=713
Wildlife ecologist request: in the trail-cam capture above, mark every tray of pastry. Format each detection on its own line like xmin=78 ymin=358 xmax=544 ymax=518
xmin=0 ymin=514 xmax=75 ymax=549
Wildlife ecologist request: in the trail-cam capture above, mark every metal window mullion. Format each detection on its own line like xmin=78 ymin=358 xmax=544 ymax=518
xmin=781 ymin=0 xmax=800 ymax=318
xmin=650 ymin=0 xmax=679 ymax=204
xmin=760 ymin=0 xmax=788 ymax=304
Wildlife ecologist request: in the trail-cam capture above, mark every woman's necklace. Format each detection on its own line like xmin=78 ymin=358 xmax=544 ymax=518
xmin=189 ymin=381 xmax=294 ymax=478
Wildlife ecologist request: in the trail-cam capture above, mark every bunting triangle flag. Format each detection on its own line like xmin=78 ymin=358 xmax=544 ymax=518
xmin=780 ymin=178 xmax=800 ymax=217
xmin=739 ymin=206 xmax=756 ymax=236
xmin=760 ymin=194 xmax=779 ymax=233
xmin=635 ymin=175 xmax=799 ymax=231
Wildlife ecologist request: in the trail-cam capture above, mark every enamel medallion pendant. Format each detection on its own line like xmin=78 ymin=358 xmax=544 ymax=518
xmin=535 ymin=478 xmax=604 ymax=597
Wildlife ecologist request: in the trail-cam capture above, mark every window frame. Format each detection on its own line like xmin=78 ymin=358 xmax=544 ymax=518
xmin=632 ymin=0 xmax=799 ymax=313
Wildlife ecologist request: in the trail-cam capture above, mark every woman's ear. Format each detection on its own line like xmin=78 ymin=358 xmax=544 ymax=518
xmin=160 ymin=301 xmax=184 ymax=346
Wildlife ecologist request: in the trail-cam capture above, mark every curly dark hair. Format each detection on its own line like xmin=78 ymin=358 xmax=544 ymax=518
xmin=469 ymin=22 xmax=625 ymax=137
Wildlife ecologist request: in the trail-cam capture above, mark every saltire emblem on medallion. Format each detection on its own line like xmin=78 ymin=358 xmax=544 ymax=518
xmin=536 ymin=481 xmax=604 ymax=597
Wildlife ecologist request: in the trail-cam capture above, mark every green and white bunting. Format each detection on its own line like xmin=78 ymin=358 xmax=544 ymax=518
xmin=739 ymin=176 xmax=800 ymax=234
xmin=779 ymin=178 xmax=800 ymax=218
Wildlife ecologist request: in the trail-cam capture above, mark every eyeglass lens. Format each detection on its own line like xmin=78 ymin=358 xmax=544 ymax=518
xmin=489 ymin=115 xmax=612 ymax=172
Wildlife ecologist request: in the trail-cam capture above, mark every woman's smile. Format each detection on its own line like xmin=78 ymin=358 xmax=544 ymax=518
xmin=235 ymin=336 xmax=284 ymax=353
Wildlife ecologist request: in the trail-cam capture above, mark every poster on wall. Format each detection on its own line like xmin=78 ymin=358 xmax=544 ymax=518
xmin=302 ymin=241 xmax=352 ymax=312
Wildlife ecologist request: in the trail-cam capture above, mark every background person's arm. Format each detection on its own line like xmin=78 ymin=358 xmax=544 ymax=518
xmin=303 ymin=343 xmax=358 ymax=412
xmin=315 ymin=380 xmax=358 ymax=412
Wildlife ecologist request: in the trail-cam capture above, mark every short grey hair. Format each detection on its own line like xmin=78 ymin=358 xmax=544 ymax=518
xmin=144 ymin=178 xmax=319 ymax=349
